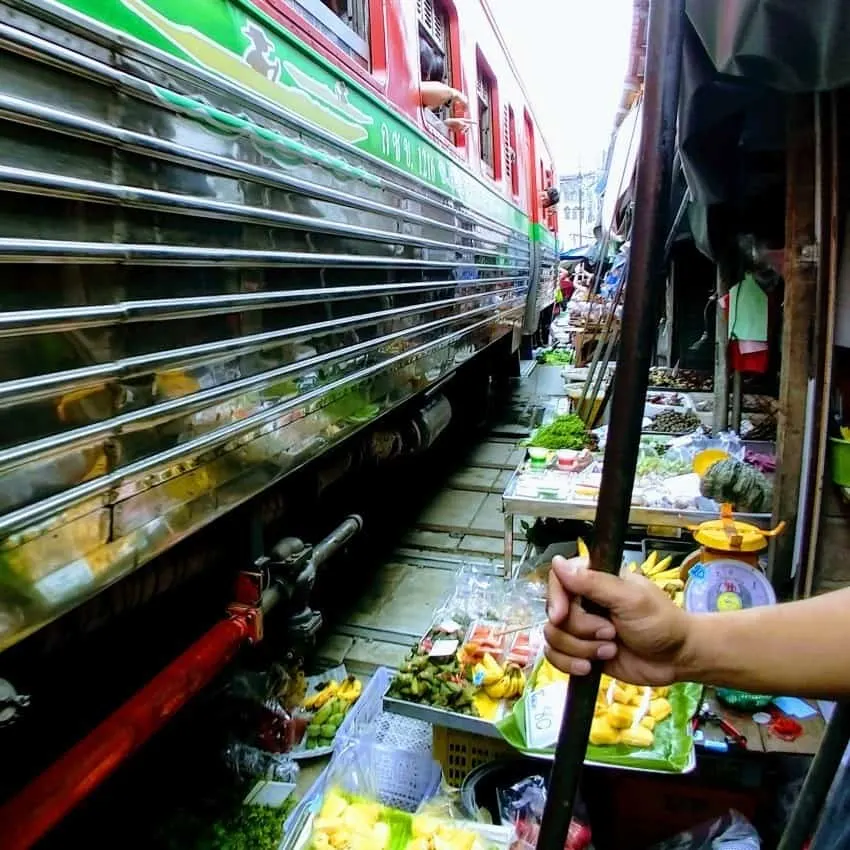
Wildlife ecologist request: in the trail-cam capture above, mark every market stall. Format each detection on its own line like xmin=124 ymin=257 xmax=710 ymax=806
xmin=500 ymin=409 xmax=776 ymax=575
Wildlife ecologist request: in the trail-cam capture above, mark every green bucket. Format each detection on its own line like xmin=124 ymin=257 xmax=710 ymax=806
xmin=830 ymin=437 xmax=850 ymax=487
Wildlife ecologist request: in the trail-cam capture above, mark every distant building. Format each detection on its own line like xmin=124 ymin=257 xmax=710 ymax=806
xmin=559 ymin=171 xmax=604 ymax=250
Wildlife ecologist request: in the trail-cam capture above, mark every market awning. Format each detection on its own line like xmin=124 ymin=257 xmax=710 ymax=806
xmin=560 ymin=243 xmax=599 ymax=262
xmin=610 ymin=0 xmax=850 ymax=259
xmin=686 ymin=0 xmax=850 ymax=93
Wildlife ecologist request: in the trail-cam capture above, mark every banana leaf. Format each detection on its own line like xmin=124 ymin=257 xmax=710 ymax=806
xmin=496 ymin=663 xmax=702 ymax=773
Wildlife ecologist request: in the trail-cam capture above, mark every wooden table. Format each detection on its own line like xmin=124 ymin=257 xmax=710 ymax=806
xmin=702 ymin=688 xmax=825 ymax=756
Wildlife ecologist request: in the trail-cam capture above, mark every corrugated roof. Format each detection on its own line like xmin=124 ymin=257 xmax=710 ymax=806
xmin=612 ymin=0 xmax=648 ymax=134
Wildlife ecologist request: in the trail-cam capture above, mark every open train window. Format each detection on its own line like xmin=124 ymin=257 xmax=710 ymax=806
xmin=289 ymin=0 xmax=369 ymax=67
xmin=418 ymin=0 xmax=457 ymax=138
xmin=477 ymin=62 xmax=496 ymax=176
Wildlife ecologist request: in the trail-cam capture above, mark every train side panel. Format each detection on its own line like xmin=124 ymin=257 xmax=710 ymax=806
xmin=0 ymin=0 xmax=553 ymax=651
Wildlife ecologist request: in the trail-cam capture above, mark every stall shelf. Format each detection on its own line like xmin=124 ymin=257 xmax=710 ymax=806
xmin=383 ymin=695 xmax=697 ymax=780
xmin=501 ymin=457 xmax=773 ymax=575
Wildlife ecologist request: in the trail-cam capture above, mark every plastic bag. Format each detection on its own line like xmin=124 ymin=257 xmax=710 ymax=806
xmin=319 ymin=738 xmax=379 ymax=802
xmin=416 ymin=779 xmax=468 ymax=821
xmin=222 ymin=741 xmax=300 ymax=783
xmin=498 ymin=775 xmax=592 ymax=850
xmin=648 ymin=810 xmax=760 ymax=850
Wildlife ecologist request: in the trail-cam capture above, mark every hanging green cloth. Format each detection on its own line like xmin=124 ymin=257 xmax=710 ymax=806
xmin=728 ymin=273 xmax=768 ymax=342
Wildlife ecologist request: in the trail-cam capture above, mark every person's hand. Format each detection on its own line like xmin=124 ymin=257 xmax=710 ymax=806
xmin=544 ymin=556 xmax=693 ymax=686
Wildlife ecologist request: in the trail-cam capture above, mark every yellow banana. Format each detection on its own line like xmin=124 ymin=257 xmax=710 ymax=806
xmin=645 ymin=555 xmax=672 ymax=577
xmin=627 ymin=561 xmax=639 ymax=573
xmin=578 ymin=538 xmax=589 ymax=559
xmin=641 ymin=551 xmax=658 ymax=574
xmin=651 ymin=567 xmax=682 ymax=583
xmin=481 ymin=653 xmax=505 ymax=683
xmin=337 ymin=675 xmax=362 ymax=703
xmin=304 ymin=679 xmax=340 ymax=710
xmin=485 ymin=676 xmax=510 ymax=699
xmin=507 ymin=666 xmax=526 ymax=698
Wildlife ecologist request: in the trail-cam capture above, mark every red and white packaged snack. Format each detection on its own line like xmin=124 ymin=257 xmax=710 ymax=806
xmin=505 ymin=628 xmax=543 ymax=669
xmin=464 ymin=622 xmax=508 ymax=659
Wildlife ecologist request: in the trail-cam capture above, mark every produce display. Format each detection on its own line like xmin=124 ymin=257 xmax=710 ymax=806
xmin=648 ymin=368 xmax=712 ymax=392
xmin=589 ymin=677 xmax=672 ymax=749
xmin=625 ymin=551 xmax=685 ymax=606
xmin=647 ymin=409 xmax=702 ymax=435
xmin=303 ymin=675 xmax=363 ymax=750
xmin=157 ymin=795 xmax=296 ymax=850
xmin=646 ymin=391 xmax=688 ymax=406
xmin=529 ymin=658 xmax=673 ymax=748
xmin=311 ymin=790 xmax=496 ymax=850
xmin=536 ymin=348 xmax=574 ymax=365
xmin=744 ymin=416 xmax=778 ymax=441
xmin=388 ymin=645 xmax=479 ymax=716
xmin=243 ymin=667 xmax=364 ymax=757
xmin=526 ymin=414 xmax=589 ymax=451
xmin=635 ymin=453 xmax=692 ymax=478
xmin=700 ymin=458 xmax=773 ymax=513
xmin=497 ymin=657 xmax=701 ymax=772
xmin=388 ymin=621 xmax=536 ymax=720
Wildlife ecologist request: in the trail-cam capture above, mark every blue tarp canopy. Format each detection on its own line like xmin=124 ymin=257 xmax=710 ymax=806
xmin=560 ymin=243 xmax=599 ymax=262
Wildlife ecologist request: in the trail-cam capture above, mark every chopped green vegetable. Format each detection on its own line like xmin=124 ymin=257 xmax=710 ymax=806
xmin=635 ymin=454 xmax=693 ymax=478
xmin=537 ymin=349 xmax=574 ymax=365
xmin=527 ymin=414 xmax=589 ymax=450
xmin=156 ymin=796 xmax=295 ymax=850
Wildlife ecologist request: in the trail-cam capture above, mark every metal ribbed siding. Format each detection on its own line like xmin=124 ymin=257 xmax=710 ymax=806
xmin=0 ymin=1 xmax=532 ymax=651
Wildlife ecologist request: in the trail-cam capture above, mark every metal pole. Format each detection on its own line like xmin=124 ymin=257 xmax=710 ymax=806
xmin=778 ymin=702 xmax=850 ymax=850
xmin=713 ymin=266 xmax=730 ymax=433
xmin=535 ymin=2 xmax=685 ymax=848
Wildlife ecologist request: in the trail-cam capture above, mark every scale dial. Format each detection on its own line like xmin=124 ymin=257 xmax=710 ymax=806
xmin=684 ymin=560 xmax=776 ymax=613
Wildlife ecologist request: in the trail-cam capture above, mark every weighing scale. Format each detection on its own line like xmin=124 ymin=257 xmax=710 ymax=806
xmin=683 ymin=559 xmax=777 ymax=613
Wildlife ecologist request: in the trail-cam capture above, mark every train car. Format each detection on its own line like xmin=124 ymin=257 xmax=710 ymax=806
xmin=0 ymin=0 xmax=558 ymax=653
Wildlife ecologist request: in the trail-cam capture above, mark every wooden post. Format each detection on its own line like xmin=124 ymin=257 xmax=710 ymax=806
xmin=802 ymin=92 xmax=839 ymax=598
xmin=770 ymin=94 xmax=819 ymax=596
xmin=731 ymin=370 xmax=743 ymax=433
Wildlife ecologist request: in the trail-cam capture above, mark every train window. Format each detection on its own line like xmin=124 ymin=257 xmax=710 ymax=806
xmin=477 ymin=63 xmax=496 ymax=175
xmin=505 ymin=105 xmax=518 ymax=196
xmin=418 ymin=0 xmax=466 ymax=142
xmin=290 ymin=0 xmax=369 ymax=66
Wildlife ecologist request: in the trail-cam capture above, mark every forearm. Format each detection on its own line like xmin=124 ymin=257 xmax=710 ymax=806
xmin=678 ymin=587 xmax=850 ymax=699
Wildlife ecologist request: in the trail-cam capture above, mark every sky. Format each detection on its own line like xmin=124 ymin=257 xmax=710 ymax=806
xmin=489 ymin=0 xmax=634 ymax=176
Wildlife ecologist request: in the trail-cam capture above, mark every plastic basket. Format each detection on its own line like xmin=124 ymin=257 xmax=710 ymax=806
xmin=355 ymin=738 xmax=442 ymax=811
xmin=432 ymin=726 xmax=515 ymax=787
xmin=830 ymin=437 xmax=850 ymax=486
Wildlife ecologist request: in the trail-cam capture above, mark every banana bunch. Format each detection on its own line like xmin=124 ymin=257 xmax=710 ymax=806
xmin=472 ymin=653 xmax=505 ymax=686
xmin=627 ymin=551 xmax=684 ymax=606
xmin=303 ymin=674 xmax=362 ymax=711
xmin=484 ymin=663 xmax=526 ymax=700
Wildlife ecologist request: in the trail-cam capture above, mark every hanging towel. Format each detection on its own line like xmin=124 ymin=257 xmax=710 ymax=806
xmin=728 ymin=274 xmax=769 ymax=343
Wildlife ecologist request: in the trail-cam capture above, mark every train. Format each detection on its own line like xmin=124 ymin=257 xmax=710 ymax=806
xmin=0 ymin=0 xmax=559 ymax=654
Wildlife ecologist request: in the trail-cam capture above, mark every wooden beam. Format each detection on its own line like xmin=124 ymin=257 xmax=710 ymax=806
xmin=803 ymin=91 xmax=840 ymax=597
xmin=770 ymin=94 xmax=819 ymax=596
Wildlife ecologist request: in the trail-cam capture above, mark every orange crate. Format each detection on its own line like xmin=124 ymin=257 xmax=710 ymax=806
xmin=432 ymin=725 xmax=515 ymax=786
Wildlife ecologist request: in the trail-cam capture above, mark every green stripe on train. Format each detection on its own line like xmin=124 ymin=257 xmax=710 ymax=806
xmin=55 ymin=0 xmax=530 ymax=233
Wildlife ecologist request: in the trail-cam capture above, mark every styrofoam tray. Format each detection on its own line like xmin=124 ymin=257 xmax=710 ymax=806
xmin=290 ymin=665 xmax=352 ymax=761
xmin=644 ymin=391 xmax=696 ymax=418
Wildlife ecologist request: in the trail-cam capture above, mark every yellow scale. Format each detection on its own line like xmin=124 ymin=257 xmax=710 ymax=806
xmin=676 ymin=449 xmax=786 ymax=613
xmin=680 ymin=506 xmax=784 ymax=613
